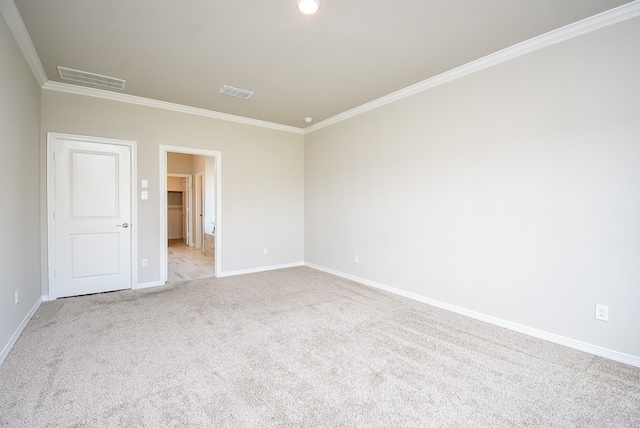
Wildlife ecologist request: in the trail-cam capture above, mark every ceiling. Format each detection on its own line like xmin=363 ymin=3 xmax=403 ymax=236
xmin=13 ymin=0 xmax=633 ymax=128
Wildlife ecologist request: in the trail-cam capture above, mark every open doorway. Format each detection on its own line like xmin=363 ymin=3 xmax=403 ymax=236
xmin=159 ymin=146 xmax=221 ymax=283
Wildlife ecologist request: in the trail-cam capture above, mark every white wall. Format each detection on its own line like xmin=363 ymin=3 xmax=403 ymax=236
xmin=305 ymin=17 xmax=640 ymax=358
xmin=0 ymin=12 xmax=42 ymax=360
xmin=5 ymin=0 xmax=637 ymax=366
xmin=40 ymin=90 xmax=305 ymax=290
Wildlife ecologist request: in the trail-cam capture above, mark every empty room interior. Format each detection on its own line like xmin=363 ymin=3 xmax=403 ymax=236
xmin=1 ymin=0 xmax=639 ymax=425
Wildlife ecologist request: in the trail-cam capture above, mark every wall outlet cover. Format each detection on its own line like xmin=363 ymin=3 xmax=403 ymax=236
xmin=595 ymin=304 xmax=609 ymax=321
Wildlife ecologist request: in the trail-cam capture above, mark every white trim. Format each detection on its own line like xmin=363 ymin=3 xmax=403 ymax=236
xmin=4 ymin=0 xmax=639 ymax=134
xmin=194 ymin=172 xmax=205 ymax=251
xmin=304 ymin=263 xmax=640 ymax=368
xmin=160 ymin=145 xmax=222 ymax=282
xmin=46 ymin=133 xmax=138 ymax=300
xmin=218 ymin=262 xmax=305 ymax=278
xmin=0 ymin=0 xmax=47 ymax=86
xmin=133 ymin=281 xmax=163 ymax=290
xmin=304 ymin=0 xmax=640 ymax=134
xmin=0 ymin=297 xmax=42 ymax=367
xmin=42 ymin=81 xmax=304 ymax=135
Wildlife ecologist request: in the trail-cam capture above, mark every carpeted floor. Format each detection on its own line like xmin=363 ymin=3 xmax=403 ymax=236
xmin=1 ymin=267 xmax=639 ymax=427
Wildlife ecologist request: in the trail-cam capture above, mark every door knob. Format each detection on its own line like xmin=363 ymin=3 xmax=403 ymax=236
xmin=116 ymin=223 xmax=129 ymax=228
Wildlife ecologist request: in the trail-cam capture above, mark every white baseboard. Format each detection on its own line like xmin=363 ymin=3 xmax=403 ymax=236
xmin=305 ymin=262 xmax=640 ymax=368
xmin=133 ymin=281 xmax=163 ymax=290
xmin=0 ymin=297 xmax=42 ymax=367
xmin=218 ymin=261 xmax=305 ymax=278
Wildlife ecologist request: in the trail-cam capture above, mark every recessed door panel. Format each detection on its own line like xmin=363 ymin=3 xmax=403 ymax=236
xmin=70 ymin=152 xmax=118 ymax=218
xmin=71 ymin=233 xmax=119 ymax=278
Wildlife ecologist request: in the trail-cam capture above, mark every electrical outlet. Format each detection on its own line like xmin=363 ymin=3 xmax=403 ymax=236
xmin=14 ymin=290 xmax=19 ymax=306
xmin=354 ymin=254 xmax=360 ymax=263
xmin=263 ymin=248 xmax=268 ymax=255
xmin=595 ymin=304 xmax=608 ymax=321
xmin=141 ymin=259 xmax=148 ymax=268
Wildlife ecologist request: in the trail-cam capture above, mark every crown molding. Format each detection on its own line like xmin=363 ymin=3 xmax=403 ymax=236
xmin=0 ymin=0 xmax=47 ymax=86
xmin=42 ymin=81 xmax=304 ymax=134
xmin=305 ymin=0 xmax=640 ymax=134
xmin=2 ymin=0 xmax=303 ymax=135
xmin=0 ymin=0 xmax=304 ymax=134
xmin=5 ymin=0 xmax=638 ymax=136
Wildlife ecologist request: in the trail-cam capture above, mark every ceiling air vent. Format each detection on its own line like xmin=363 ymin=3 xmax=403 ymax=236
xmin=57 ymin=66 xmax=126 ymax=90
xmin=219 ymin=85 xmax=254 ymax=100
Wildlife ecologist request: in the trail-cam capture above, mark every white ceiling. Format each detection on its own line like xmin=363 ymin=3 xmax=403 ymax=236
xmin=13 ymin=0 xmax=633 ymax=128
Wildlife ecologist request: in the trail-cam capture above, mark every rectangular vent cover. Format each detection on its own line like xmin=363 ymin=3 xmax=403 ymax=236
xmin=57 ymin=66 xmax=126 ymax=90
xmin=219 ymin=85 xmax=254 ymax=99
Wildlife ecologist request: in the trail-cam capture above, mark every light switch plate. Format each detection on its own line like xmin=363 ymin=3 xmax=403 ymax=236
xmin=141 ymin=179 xmax=148 ymax=188
xmin=141 ymin=190 xmax=148 ymax=200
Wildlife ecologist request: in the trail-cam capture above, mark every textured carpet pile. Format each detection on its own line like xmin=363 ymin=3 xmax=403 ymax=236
xmin=1 ymin=267 xmax=639 ymax=427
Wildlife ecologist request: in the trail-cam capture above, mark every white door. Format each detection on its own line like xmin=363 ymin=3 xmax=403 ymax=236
xmin=182 ymin=180 xmax=188 ymax=245
xmin=50 ymin=137 xmax=132 ymax=298
xmin=181 ymin=176 xmax=192 ymax=246
xmin=195 ymin=172 xmax=204 ymax=251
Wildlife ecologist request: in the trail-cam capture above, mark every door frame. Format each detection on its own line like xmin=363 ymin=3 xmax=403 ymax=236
xmin=159 ymin=145 xmax=221 ymax=282
xmin=195 ymin=172 xmax=204 ymax=252
xmin=46 ymin=132 xmax=138 ymax=299
xmin=167 ymin=173 xmax=192 ymax=245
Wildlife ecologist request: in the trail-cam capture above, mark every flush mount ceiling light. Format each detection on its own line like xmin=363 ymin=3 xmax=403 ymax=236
xmin=296 ymin=0 xmax=320 ymax=14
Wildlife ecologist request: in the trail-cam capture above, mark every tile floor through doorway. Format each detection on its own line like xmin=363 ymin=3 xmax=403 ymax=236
xmin=167 ymin=239 xmax=215 ymax=282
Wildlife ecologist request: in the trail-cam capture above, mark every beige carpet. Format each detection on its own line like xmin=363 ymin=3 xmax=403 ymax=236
xmin=1 ymin=267 xmax=639 ymax=427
